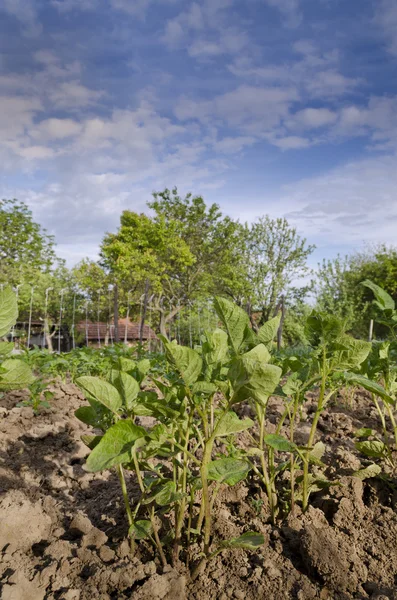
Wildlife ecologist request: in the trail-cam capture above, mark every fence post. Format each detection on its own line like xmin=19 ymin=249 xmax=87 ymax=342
xmin=368 ymin=319 xmax=374 ymax=342
xmin=277 ymin=294 xmax=286 ymax=351
xmin=114 ymin=283 xmax=119 ymax=343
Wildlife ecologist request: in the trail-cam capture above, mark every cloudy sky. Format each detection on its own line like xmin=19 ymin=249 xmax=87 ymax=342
xmin=1 ymin=0 xmax=396 ymax=267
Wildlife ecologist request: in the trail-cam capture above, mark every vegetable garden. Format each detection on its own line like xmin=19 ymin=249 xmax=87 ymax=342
xmin=1 ymin=280 xmax=397 ymax=600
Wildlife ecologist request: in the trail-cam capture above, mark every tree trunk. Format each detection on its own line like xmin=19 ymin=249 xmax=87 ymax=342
xmin=44 ymin=318 xmax=54 ymax=352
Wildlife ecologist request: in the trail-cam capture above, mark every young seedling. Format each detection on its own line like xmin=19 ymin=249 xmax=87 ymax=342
xmin=16 ymin=377 xmax=54 ymax=414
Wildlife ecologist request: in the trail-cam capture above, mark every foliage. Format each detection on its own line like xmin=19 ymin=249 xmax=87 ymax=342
xmin=16 ymin=377 xmax=54 ymax=414
xmin=315 ymin=245 xmax=397 ymax=337
xmin=350 ymin=280 xmax=397 ymax=468
xmin=71 ymin=293 xmax=377 ymax=575
xmin=0 ymin=199 xmax=58 ymax=287
xmin=0 ymin=287 xmax=35 ymax=392
xmin=222 ymin=216 xmax=314 ymax=325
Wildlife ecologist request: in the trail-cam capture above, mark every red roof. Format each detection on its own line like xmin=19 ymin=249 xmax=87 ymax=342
xmin=76 ymin=320 xmax=156 ymax=341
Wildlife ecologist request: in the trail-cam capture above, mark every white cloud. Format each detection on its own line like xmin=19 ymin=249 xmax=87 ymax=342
xmin=272 ymin=135 xmax=311 ymax=150
xmin=375 ymin=0 xmax=397 ymax=56
xmin=175 ymin=85 xmax=297 ymax=134
xmin=17 ymin=146 xmax=56 ymax=160
xmin=51 ymin=0 xmax=98 ymax=11
xmin=262 ymin=0 xmax=302 ymax=28
xmin=32 ymin=118 xmax=83 ymax=140
xmin=281 ymin=154 xmax=397 ymax=248
xmin=0 ymin=96 xmax=43 ymax=139
xmin=162 ymin=0 xmax=245 ymax=59
xmin=229 ymin=42 xmax=360 ymax=99
xmin=48 ymin=81 xmax=104 ymax=108
xmin=163 ymin=2 xmax=204 ymax=46
xmin=289 ymin=107 xmax=338 ymax=129
xmin=214 ymin=136 xmax=256 ymax=153
xmin=1 ymin=0 xmax=42 ymax=36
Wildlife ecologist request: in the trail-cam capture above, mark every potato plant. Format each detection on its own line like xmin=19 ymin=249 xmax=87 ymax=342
xmin=74 ymin=294 xmax=380 ymax=576
xmin=0 ymin=287 xmax=35 ymax=392
xmin=346 ymin=281 xmax=397 ymax=469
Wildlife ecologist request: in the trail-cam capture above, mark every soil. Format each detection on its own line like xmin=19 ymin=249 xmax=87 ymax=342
xmin=1 ymin=383 xmax=397 ymax=600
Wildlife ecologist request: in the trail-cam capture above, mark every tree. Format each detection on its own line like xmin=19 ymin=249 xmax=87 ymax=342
xmin=0 ymin=199 xmax=57 ymax=286
xmin=222 ymin=216 xmax=315 ymax=326
xmin=100 ymin=210 xmax=194 ymax=337
xmin=72 ymin=259 xmax=115 ymax=344
xmin=149 ymin=188 xmax=241 ymax=296
xmin=315 ymin=245 xmax=397 ymax=338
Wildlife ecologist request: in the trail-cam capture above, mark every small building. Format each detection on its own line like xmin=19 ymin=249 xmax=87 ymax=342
xmin=76 ymin=318 xmax=157 ymax=347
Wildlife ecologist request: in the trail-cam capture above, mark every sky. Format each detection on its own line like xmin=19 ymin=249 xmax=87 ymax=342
xmin=1 ymin=0 xmax=397 ymax=268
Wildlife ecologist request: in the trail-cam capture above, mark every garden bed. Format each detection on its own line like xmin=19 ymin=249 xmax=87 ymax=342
xmin=1 ymin=382 xmax=397 ymax=600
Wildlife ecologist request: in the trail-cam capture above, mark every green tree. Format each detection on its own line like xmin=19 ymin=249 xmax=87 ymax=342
xmin=149 ymin=188 xmax=242 ymax=300
xmin=315 ymin=245 xmax=397 ymax=338
xmin=100 ymin=210 xmax=194 ymax=337
xmin=0 ymin=199 xmax=57 ymax=286
xmin=223 ymin=216 xmax=315 ymax=326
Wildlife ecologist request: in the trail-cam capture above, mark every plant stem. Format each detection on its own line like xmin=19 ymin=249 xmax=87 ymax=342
xmin=302 ymin=347 xmax=327 ymax=512
xmin=116 ymin=465 xmax=135 ymax=553
xmin=173 ymin=413 xmax=192 ymax=565
xmin=256 ymin=403 xmax=276 ymax=523
xmin=132 ymin=450 xmax=167 ymax=566
xmin=150 ymin=506 xmax=167 ymax=568
xmin=289 ymin=397 xmax=299 ymax=514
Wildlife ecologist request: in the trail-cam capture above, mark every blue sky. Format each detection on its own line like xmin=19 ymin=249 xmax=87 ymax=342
xmin=1 ymin=0 xmax=397 ymax=267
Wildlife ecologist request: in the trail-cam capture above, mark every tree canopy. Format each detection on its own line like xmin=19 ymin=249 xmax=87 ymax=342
xmin=0 ymin=198 xmax=58 ymax=286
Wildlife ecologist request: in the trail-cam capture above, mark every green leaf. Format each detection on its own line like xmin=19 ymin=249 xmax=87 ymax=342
xmin=343 ymin=373 xmax=395 ymax=405
xmin=229 ymin=344 xmax=282 ymax=405
xmin=355 ymin=440 xmax=387 ymax=459
xmin=215 ymin=411 xmax=254 ymax=437
xmin=0 ymin=359 xmax=35 ymax=391
xmin=109 ymin=370 xmax=140 ymax=411
xmin=192 ymin=381 xmax=218 ymax=395
xmin=0 ymin=287 xmax=18 ymax=338
xmin=164 ymin=343 xmax=202 ymax=386
xmin=137 ymin=359 xmax=151 ymax=377
xmin=81 ymin=434 xmax=103 ymax=449
xmin=76 ymin=376 xmax=123 ymax=414
xmin=352 ymin=463 xmax=382 ymax=480
xmin=205 ymin=328 xmax=229 ymax=364
xmin=214 ymin=297 xmax=250 ymax=355
xmin=75 ymin=406 xmax=99 ymax=427
xmin=118 ymin=357 xmax=136 ymax=372
xmin=263 ymin=434 xmax=297 ymax=452
xmin=354 ymin=427 xmax=374 ymax=439
xmin=207 ymin=458 xmax=250 ymax=486
xmin=130 ymin=520 xmax=152 ymax=540
xmin=333 ymin=335 xmax=371 ymax=369
xmin=146 ymin=480 xmax=181 ymax=507
xmin=220 ymin=532 xmax=264 ymax=550
xmin=257 ymin=314 xmax=281 ymax=345
xmin=85 ymin=420 xmax=146 ymax=472
xmin=362 ymin=280 xmax=395 ymax=311
xmin=309 ymin=441 xmax=326 ymax=465
xmin=0 ymin=341 xmax=14 ymax=357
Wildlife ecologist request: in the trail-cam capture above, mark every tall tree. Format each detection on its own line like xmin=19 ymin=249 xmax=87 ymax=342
xmin=149 ymin=188 xmax=241 ymax=300
xmin=0 ymin=199 xmax=57 ymax=286
xmin=222 ymin=216 xmax=315 ymax=325
xmin=100 ymin=210 xmax=194 ymax=337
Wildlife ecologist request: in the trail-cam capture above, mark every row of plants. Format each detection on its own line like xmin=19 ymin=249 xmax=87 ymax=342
xmin=1 ymin=282 xmax=397 ymax=578
xmin=72 ymin=284 xmax=397 ymax=577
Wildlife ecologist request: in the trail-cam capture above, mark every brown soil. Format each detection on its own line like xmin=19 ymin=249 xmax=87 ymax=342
xmin=1 ymin=383 xmax=397 ymax=599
